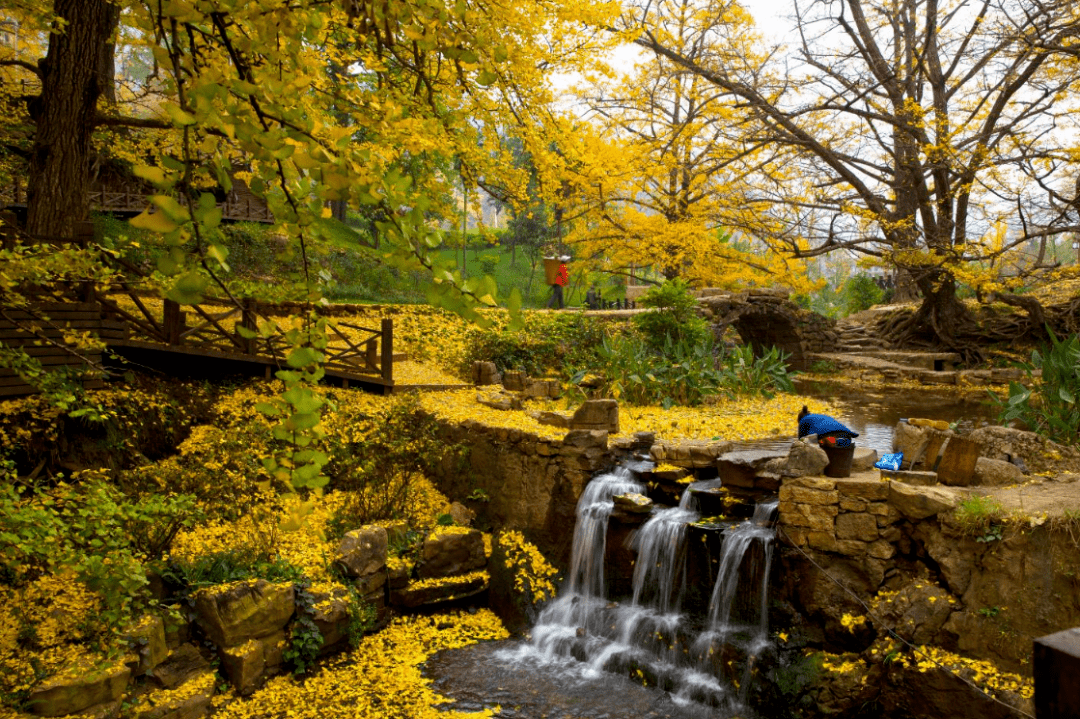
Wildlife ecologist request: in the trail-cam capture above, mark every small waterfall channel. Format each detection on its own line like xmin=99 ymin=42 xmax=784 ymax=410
xmin=504 ymin=461 xmax=780 ymax=716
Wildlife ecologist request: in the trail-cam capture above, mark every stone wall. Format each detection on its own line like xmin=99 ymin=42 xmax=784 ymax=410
xmin=428 ymin=419 xmax=614 ymax=563
xmin=775 ymin=475 xmax=1080 ymax=674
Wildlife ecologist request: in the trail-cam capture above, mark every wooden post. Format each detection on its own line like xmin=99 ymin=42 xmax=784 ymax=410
xmin=164 ymin=299 xmax=184 ymax=345
xmin=365 ymin=338 xmax=377 ymax=372
xmin=1035 ymin=628 xmax=1080 ymax=718
xmin=381 ymin=318 xmax=393 ymax=384
xmin=239 ymin=298 xmax=257 ymax=354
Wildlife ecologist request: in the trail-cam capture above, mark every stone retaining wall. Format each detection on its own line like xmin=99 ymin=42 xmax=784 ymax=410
xmin=428 ymin=419 xmax=615 ymax=563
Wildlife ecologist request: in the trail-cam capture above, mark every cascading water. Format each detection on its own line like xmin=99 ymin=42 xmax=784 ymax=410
xmin=506 ymin=461 xmax=780 ymax=716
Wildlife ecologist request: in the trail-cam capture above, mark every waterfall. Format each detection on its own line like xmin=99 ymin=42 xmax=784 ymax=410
xmin=506 ymin=462 xmax=780 ymax=716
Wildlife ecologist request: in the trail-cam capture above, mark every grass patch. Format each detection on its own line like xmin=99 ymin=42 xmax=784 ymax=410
xmin=953 ymin=495 xmax=1005 ymax=537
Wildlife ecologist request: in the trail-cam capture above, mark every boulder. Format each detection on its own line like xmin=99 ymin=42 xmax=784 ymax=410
xmin=471 ymin=361 xmax=500 ymax=386
xmin=781 ymin=441 xmax=830 ymax=477
xmin=28 ymin=661 xmax=130 ymax=717
xmin=123 ymin=614 xmax=168 ymax=677
xmin=448 ymin=501 xmax=476 ymax=526
xmin=851 ymin=447 xmax=879 ymax=472
xmin=570 ymin=399 xmax=619 ymax=433
xmin=152 ymin=644 xmax=211 ymax=690
xmin=973 ymin=457 xmax=1024 ymax=486
xmin=718 ymin=448 xmax=789 ymax=487
xmin=523 ymin=379 xmax=560 ymax=398
xmin=336 ymin=525 xmax=388 ymax=579
xmin=219 ymin=630 xmax=285 ymax=695
xmin=888 ymin=482 xmax=957 ymax=520
xmin=893 ymin=421 xmax=930 ymax=468
xmin=193 ymin=580 xmax=294 ymax=648
xmin=501 ymin=371 xmax=526 ymax=391
xmin=417 ymin=528 xmax=487 ymax=580
xmin=968 ymin=425 xmax=1080 ymax=475
xmin=563 ymin=428 xmax=608 ymax=450
xmin=390 ymin=572 xmax=489 ymax=609
xmin=311 ymin=585 xmax=351 ymax=652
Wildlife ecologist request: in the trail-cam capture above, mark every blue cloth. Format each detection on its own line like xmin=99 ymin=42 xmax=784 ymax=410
xmin=798 ymin=414 xmax=859 ymax=440
xmin=875 ymin=452 xmax=903 ymax=471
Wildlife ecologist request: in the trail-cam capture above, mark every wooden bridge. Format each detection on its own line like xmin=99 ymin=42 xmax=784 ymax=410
xmin=2 ymin=180 xmax=274 ymax=223
xmin=0 ymin=225 xmax=394 ymax=397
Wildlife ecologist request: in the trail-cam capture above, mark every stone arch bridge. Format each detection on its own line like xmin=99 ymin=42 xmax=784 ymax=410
xmin=696 ymin=289 xmax=838 ymax=371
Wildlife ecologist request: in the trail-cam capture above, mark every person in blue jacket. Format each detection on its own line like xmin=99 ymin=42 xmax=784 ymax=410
xmin=798 ymin=405 xmax=859 ymax=447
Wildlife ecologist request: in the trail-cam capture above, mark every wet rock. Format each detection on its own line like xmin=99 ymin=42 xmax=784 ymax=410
xmin=336 ymin=526 xmax=388 ymax=579
xmin=570 ymin=399 xmax=619 ymax=433
xmin=888 ymin=483 xmax=957 ymax=520
xmin=973 ymin=457 xmax=1024 ymax=486
xmin=612 ymin=492 xmax=652 ymax=514
xmin=28 ymin=660 xmax=130 ymax=717
xmin=193 ymin=580 xmax=294 ymax=648
xmin=152 ymin=644 xmax=210 ymax=690
xmin=417 ymin=528 xmax=486 ymax=580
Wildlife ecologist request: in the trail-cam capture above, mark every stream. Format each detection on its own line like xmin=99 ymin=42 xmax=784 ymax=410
xmin=422 ymin=384 xmax=1005 ymax=718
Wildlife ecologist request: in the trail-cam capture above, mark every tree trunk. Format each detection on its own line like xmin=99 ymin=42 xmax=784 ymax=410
xmin=905 ymin=271 xmax=982 ymax=361
xmin=26 ymin=0 xmax=118 ymax=238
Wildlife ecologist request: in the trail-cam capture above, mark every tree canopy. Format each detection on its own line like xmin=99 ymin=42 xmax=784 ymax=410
xmin=629 ymin=0 xmax=1080 ymax=353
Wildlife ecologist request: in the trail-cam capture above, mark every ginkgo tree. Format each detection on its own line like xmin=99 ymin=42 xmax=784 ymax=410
xmin=2 ymin=0 xmax=626 ymax=485
xmin=630 ymin=0 xmax=1080 ymax=356
xmin=571 ymin=0 xmax=817 ymax=292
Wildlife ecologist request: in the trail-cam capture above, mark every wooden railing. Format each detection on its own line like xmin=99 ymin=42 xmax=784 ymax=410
xmin=98 ymin=291 xmax=394 ymax=385
xmin=2 ymin=183 xmax=274 ymax=223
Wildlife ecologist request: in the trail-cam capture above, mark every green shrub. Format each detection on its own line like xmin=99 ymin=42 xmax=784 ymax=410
xmin=842 ymin=274 xmax=885 ymax=315
xmin=632 ymin=279 xmax=708 ymax=348
xmin=459 ymin=312 xmax=608 ymax=378
xmin=991 ymin=329 xmax=1080 ymax=445
xmin=0 ymin=476 xmax=201 ymax=632
xmin=588 ymin=334 xmax=792 ymax=407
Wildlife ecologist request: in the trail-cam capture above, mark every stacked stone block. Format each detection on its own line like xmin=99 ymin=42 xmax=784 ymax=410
xmin=779 ymin=477 xmax=900 ymax=562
